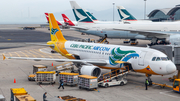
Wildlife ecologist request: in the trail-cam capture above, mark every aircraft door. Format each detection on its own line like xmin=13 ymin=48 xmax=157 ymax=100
xmin=138 ymin=51 xmax=147 ymax=66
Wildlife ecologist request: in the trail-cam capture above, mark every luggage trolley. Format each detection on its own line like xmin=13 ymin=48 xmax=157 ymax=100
xmin=36 ymin=71 xmax=56 ymax=84
xmin=10 ymin=88 xmax=27 ymax=101
xmin=28 ymin=65 xmax=47 ymax=81
xmin=78 ymin=75 xmax=98 ymax=90
xmin=59 ymin=72 xmax=79 ymax=86
xmin=15 ymin=94 xmax=36 ymax=101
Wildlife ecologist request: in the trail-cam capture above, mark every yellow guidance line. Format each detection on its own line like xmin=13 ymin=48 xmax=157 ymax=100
xmin=14 ymin=52 xmax=21 ymax=57
xmin=38 ymin=49 xmax=53 ymax=58
xmin=30 ymin=49 xmax=45 ymax=58
xmin=25 ymin=50 xmax=37 ymax=58
xmin=20 ymin=51 xmax=29 ymax=58
xmin=9 ymin=52 xmax=12 ymax=57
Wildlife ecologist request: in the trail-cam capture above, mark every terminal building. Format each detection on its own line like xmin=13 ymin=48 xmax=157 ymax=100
xmin=148 ymin=5 xmax=180 ymax=21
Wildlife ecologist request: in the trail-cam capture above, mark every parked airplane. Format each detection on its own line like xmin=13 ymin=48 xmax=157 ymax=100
xmin=70 ymin=1 xmax=180 ymax=45
xmin=3 ymin=13 xmax=176 ymax=84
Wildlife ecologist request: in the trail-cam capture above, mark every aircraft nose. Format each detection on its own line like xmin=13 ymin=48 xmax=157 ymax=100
xmin=166 ymin=63 xmax=176 ymax=74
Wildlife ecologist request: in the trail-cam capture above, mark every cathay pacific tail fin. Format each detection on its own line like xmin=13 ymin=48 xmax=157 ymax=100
xmin=85 ymin=11 xmax=98 ymax=21
xmin=70 ymin=1 xmax=93 ymax=23
xmin=117 ymin=6 xmax=137 ymax=21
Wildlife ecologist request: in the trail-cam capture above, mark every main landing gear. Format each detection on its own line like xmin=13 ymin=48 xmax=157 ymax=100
xmin=148 ymin=38 xmax=169 ymax=46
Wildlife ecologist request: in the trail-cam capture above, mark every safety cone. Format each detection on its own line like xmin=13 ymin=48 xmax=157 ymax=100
xmin=51 ymin=62 xmax=53 ymax=66
xmin=14 ymin=78 xmax=16 ymax=83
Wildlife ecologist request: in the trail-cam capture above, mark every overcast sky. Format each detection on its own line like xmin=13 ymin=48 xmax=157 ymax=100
xmin=0 ymin=0 xmax=179 ymax=24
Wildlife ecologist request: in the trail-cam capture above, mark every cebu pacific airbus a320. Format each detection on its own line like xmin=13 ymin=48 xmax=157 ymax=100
xmin=3 ymin=13 xmax=176 ymax=84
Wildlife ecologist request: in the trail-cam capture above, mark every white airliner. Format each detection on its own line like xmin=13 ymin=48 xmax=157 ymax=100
xmin=3 ymin=13 xmax=176 ymax=84
xmin=70 ymin=1 xmax=180 ymax=45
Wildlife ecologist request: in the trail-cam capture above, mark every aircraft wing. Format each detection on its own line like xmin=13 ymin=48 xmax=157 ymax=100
xmin=70 ymin=26 xmax=88 ymax=30
xmin=3 ymin=55 xmax=107 ymax=66
xmin=113 ymin=28 xmax=175 ymax=38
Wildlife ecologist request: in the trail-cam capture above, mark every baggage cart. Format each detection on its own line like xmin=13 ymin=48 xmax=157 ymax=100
xmin=15 ymin=94 xmax=36 ymax=101
xmin=60 ymin=95 xmax=86 ymax=101
xmin=10 ymin=88 xmax=27 ymax=101
xmin=28 ymin=65 xmax=47 ymax=81
xmin=36 ymin=71 xmax=56 ymax=84
xmin=59 ymin=72 xmax=79 ymax=86
xmin=78 ymin=75 xmax=98 ymax=90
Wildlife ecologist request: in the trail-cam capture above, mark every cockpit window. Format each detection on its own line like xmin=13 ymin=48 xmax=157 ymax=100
xmin=156 ymin=57 xmax=161 ymax=61
xmin=152 ymin=57 xmax=156 ymax=61
xmin=161 ymin=57 xmax=170 ymax=61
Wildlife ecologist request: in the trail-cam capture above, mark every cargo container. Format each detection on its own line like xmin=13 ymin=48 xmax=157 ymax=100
xmin=59 ymin=72 xmax=79 ymax=86
xmin=78 ymin=75 xmax=98 ymax=90
xmin=36 ymin=71 xmax=56 ymax=84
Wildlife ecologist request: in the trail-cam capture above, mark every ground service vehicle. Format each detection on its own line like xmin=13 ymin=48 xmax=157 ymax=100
xmin=173 ymin=79 xmax=180 ymax=93
xmin=99 ymin=77 xmax=127 ymax=88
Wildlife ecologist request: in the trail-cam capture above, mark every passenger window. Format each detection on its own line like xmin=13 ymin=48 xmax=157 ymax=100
xmin=156 ymin=57 xmax=161 ymax=61
xmin=152 ymin=57 xmax=156 ymax=61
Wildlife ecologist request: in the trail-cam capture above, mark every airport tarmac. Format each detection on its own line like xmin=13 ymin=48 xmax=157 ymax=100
xmin=0 ymin=25 xmax=179 ymax=101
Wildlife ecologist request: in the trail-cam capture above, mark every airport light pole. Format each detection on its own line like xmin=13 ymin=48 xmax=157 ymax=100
xmin=113 ymin=2 xmax=115 ymax=21
xmin=144 ymin=0 xmax=146 ymax=19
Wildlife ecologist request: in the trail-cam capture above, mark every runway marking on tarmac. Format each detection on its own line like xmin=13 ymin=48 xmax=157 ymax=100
xmin=20 ymin=51 xmax=29 ymax=58
xmin=39 ymin=49 xmax=53 ymax=58
xmin=9 ymin=52 xmax=12 ymax=57
xmin=25 ymin=50 xmax=37 ymax=58
xmin=29 ymin=49 xmax=45 ymax=58
xmin=160 ymin=90 xmax=180 ymax=98
xmin=14 ymin=52 xmax=20 ymax=57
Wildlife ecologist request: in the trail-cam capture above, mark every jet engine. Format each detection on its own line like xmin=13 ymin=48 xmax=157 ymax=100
xmin=80 ymin=65 xmax=101 ymax=78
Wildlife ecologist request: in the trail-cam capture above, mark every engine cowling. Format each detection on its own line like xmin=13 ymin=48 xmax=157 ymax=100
xmin=80 ymin=65 xmax=101 ymax=78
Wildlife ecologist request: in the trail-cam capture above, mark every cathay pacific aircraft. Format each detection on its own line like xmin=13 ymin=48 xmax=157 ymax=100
xmin=3 ymin=13 xmax=176 ymax=85
xmin=70 ymin=1 xmax=180 ymax=45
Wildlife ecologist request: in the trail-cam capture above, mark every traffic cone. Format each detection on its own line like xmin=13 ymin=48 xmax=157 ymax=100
xmin=52 ymin=62 xmax=53 ymax=66
xmin=14 ymin=78 xmax=16 ymax=83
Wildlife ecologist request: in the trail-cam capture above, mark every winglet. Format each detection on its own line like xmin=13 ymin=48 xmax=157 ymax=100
xmin=3 ymin=54 xmax=6 ymax=60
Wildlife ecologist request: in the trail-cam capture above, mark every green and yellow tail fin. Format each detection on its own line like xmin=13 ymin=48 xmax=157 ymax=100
xmin=48 ymin=13 xmax=66 ymax=42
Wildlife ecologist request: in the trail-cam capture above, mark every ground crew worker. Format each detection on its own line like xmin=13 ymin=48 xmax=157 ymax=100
xmin=58 ymin=79 xmax=64 ymax=89
xmin=43 ymin=92 xmax=47 ymax=101
xmin=145 ymin=79 xmax=149 ymax=90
